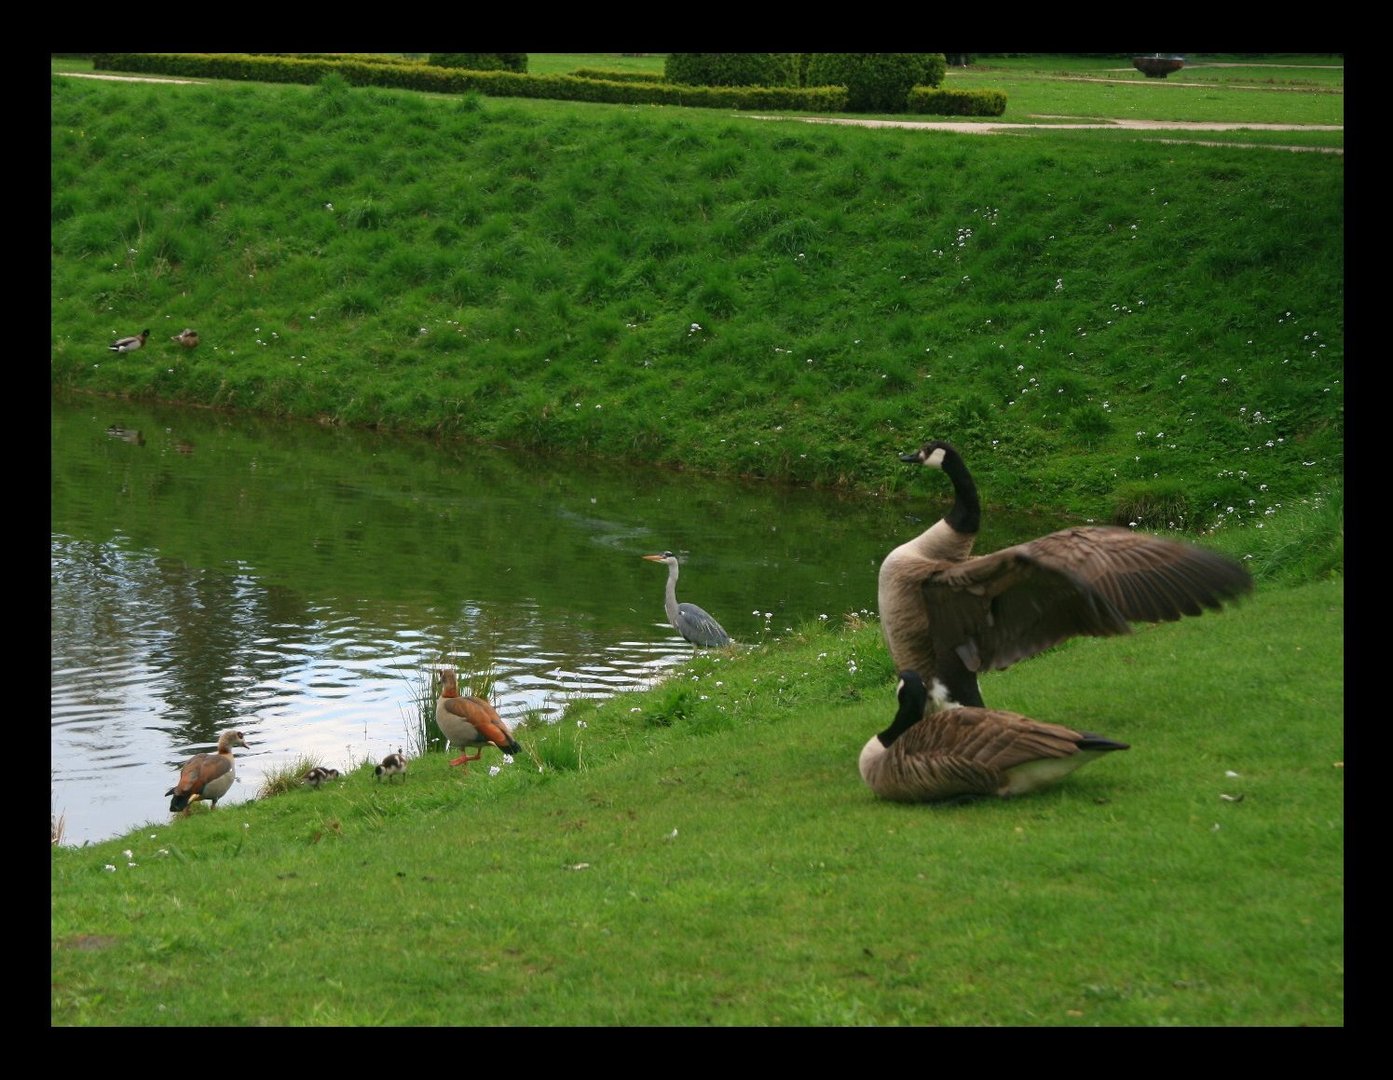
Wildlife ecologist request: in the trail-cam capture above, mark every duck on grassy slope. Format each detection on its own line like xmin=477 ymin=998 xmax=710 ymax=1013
xmin=109 ymin=329 xmax=150 ymax=353
xmin=166 ymin=730 xmax=249 ymax=812
xmin=435 ymin=667 xmax=521 ymax=769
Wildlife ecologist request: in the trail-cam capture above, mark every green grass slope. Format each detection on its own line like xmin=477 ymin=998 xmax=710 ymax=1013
xmin=51 ymin=70 xmax=1342 ymax=528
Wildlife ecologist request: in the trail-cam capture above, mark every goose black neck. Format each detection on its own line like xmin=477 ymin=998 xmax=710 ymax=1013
xmin=881 ymin=674 xmax=928 ymax=748
xmin=941 ymin=447 xmax=980 ymax=535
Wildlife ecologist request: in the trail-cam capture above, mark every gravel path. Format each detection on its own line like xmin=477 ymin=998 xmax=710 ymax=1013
xmin=742 ymin=113 xmax=1343 ymax=153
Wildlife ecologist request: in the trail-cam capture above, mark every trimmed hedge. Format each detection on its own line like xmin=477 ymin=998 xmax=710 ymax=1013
xmin=261 ymin=53 xmax=429 ymax=66
xmin=806 ymin=53 xmax=947 ymax=112
xmin=909 ymin=86 xmax=1007 ymax=116
xmin=571 ymin=68 xmax=666 ymax=84
xmin=665 ymin=53 xmax=797 ymax=87
xmin=89 ymin=53 xmax=849 ymax=112
xmin=428 ymin=53 xmax=528 ymax=73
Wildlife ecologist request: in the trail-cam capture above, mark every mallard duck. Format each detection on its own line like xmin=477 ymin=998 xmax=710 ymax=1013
xmin=171 ymin=328 xmax=200 ymax=348
xmin=435 ymin=668 xmax=521 ymax=769
xmin=878 ymin=439 xmax=1253 ymax=712
xmin=859 ymin=672 xmax=1129 ymax=802
xmin=375 ymin=749 xmax=407 ymax=783
xmin=166 ymin=730 xmax=249 ymax=812
xmin=302 ymin=766 xmax=340 ymax=788
xmin=109 ymin=329 xmax=150 ymax=353
xmin=105 ymin=425 xmax=145 ymax=446
xmin=642 ymin=551 xmax=731 ymax=648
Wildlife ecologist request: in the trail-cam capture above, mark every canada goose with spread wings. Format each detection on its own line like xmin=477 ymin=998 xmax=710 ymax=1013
xmin=877 ymin=439 xmax=1252 ymax=712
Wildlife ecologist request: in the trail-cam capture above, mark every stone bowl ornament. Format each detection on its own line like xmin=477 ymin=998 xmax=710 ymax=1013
xmin=1133 ymin=55 xmax=1185 ymax=78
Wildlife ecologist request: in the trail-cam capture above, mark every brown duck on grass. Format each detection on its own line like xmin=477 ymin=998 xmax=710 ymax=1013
xmin=877 ymin=439 xmax=1253 ymax=713
xmin=435 ymin=667 xmax=521 ymax=770
xmin=166 ymin=730 xmax=249 ymax=813
xmin=859 ymin=671 xmax=1130 ymax=803
xmin=109 ymin=329 xmax=150 ymax=353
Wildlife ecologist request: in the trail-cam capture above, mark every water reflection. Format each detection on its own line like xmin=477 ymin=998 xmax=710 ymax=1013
xmin=51 ymin=391 xmax=1066 ymax=846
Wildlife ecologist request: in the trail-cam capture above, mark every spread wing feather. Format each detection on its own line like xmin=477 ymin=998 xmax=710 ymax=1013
xmin=923 ymin=526 xmax=1252 ymax=674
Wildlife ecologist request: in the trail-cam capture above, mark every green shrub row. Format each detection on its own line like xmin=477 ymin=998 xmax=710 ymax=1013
xmin=89 ymin=53 xmax=850 ymax=111
xmin=806 ymin=53 xmax=948 ymax=112
xmin=259 ymin=53 xmax=430 ymax=67
xmin=908 ymin=85 xmax=1007 ymax=116
xmin=571 ymin=67 xmax=666 ymax=84
xmin=428 ymin=53 xmax=527 ymax=73
xmin=665 ymin=52 xmax=799 ymax=87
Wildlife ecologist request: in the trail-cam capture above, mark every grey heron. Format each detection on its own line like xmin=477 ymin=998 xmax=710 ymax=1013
xmin=878 ymin=438 xmax=1252 ymax=713
xmin=642 ymin=551 xmax=731 ymax=648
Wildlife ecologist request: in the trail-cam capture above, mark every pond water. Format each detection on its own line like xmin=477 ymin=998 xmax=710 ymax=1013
xmin=51 ymin=391 xmax=1060 ymax=846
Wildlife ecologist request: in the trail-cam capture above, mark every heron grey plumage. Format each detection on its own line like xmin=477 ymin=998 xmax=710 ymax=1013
xmin=642 ymin=551 xmax=731 ymax=648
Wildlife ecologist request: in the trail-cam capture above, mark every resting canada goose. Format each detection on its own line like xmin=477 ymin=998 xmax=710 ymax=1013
xmin=171 ymin=328 xmax=200 ymax=348
xmin=878 ymin=439 xmax=1253 ymax=711
xmin=109 ymin=329 xmax=150 ymax=353
xmin=859 ymin=671 xmax=1130 ymax=802
xmin=375 ymin=749 xmax=407 ymax=783
xmin=166 ymin=730 xmax=249 ymax=812
xmin=435 ymin=667 xmax=521 ymax=769
xmin=642 ymin=551 xmax=731 ymax=648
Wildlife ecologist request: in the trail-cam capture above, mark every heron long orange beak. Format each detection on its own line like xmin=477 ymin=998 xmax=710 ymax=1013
xmin=642 ymin=554 xmax=665 ymax=562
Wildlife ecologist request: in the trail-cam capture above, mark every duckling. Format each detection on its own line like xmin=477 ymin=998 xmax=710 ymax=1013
xmin=171 ymin=328 xmax=200 ymax=348
xmin=859 ymin=672 xmax=1129 ymax=803
xmin=302 ymin=766 xmax=341 ymax=788
xmin=109 ymin=329 xmax=150 ymax=353
xmin=375 ymin=749 xmax=407 ymax=783
xmin=167 ymin=730 xmax=250 ymax=812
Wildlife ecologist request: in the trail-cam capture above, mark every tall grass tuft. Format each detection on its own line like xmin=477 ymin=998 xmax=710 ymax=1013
xmin=1215 ymin=480 xmax=1343 ymax=584
xmin=257 ymin=754 xmax=331 ymax=798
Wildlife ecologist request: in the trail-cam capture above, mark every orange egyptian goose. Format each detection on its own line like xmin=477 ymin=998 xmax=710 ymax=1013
xmin=109 ymin=329 xmax=150 ymax=353
xmin=879 ymin=439 xmax=1252 ymax=712
xmin=166 ymin=730 xmax=249 ymax=812
xmin=859 ymin=672 xmax=1129 ymax=802
xmin=375 ymin=749 xmax=407 ymax=783
xmin=171 ymin=328 xmax=200 ymax=348
xmin=435 ymin=667 xmax=521 ymax=769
